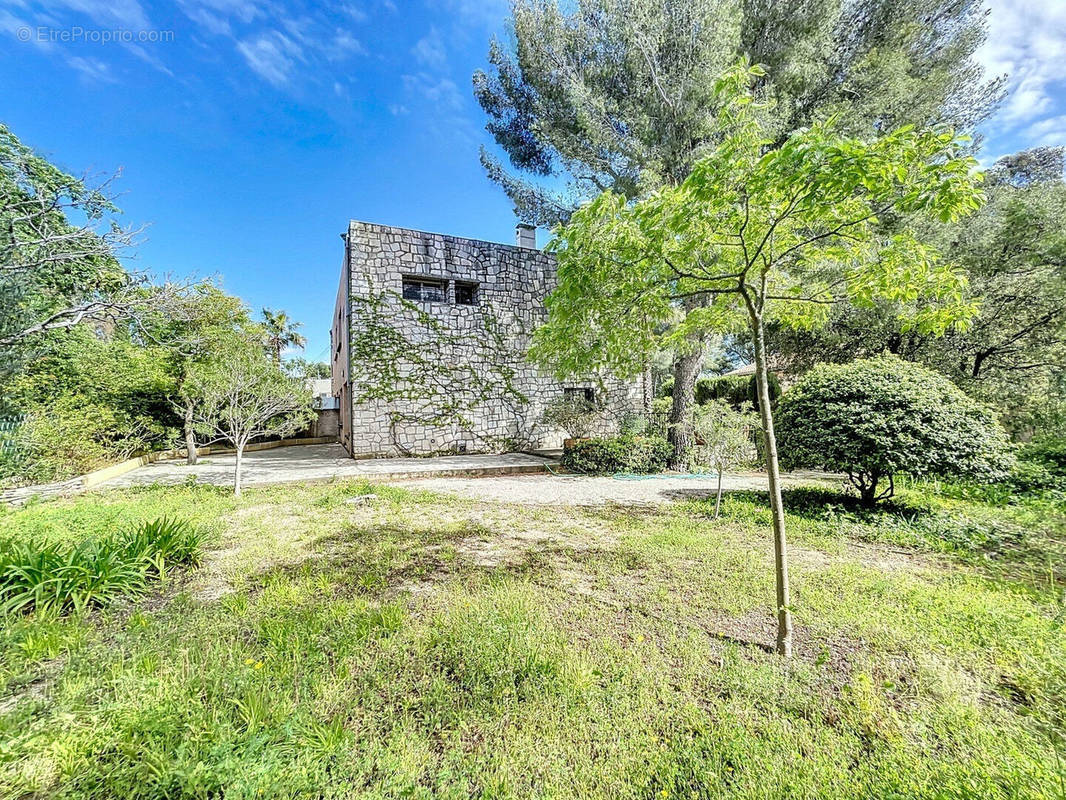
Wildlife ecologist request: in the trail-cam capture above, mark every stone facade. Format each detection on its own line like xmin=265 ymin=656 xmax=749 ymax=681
xmin=331 ymin=220 xmax=641 ymax=457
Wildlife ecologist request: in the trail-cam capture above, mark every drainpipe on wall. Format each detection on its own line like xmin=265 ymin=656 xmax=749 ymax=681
xmin=342 ymin=229 xmax=353 ymax=456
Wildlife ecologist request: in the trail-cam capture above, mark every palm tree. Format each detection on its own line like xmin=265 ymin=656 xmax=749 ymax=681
xmin=261 ymin=308 xmax=306 ymax=365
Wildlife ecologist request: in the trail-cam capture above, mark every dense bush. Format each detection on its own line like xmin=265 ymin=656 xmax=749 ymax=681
xmin=695 ymin=372 xmax=780 ymax=411
xmin=777 ymin=357 xmax=1013 ymax=505
xmin=562 ymin=434 xmax=672 ymax=474
xmin=1019 ymin=436 xmax=1066 ymax=476
xmin=540 ymin=394 xmax=602 ymax=439
xmin=0 ymin=517 xmax=204 ymax=615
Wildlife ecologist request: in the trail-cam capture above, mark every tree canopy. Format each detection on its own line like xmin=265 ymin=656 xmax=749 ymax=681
xmin=475 ymin=0 xmax=1002 ymax=224
xmin=767 ymin=145 xmax=1066 ymax=434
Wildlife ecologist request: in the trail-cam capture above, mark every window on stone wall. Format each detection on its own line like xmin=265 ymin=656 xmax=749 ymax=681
xmin=454 ymin=281 xmax=479 ymax=305
xmin=402 ymin=277 xmax=447 ymax=302
xmin=564 ymin=387 xmax=595 ymax=403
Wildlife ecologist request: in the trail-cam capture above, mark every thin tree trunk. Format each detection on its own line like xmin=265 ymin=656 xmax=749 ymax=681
xmin=751 ymin=313 xmax=793 ymax=657
xmin=714 ymin=460 xmax=723 ymax=519
xmin=183 ymin=404 xmax=198 ymax=466
xmin=233 ymin=442 xmax=244 ymax=497
xmin=667 ymin=342 xmax=705 ymax=470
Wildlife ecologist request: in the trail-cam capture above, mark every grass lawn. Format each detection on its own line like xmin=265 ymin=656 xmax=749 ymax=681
xmin=0 ymin=478 xmax=1064 ymax=798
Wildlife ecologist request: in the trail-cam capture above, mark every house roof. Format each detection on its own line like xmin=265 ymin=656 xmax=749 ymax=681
xmin=721 ymin=363 xmax=756 ymax=378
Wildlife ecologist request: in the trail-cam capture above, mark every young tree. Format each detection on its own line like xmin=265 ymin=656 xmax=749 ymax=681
xmin=531 ymin=63 xmax=985 ymax=656
xmin=186 ymin=349 xmax=313 ymax=496
xmin=146 ymin=283 xmax=256 ymax=465
xmin=475 ymin=0 xmax=1003 ymax=465
xmin=776 ymin=357 xmax=1011 ymax=505
xmin=690 ymin=400 xmax=758 ymax=518
xmin=261 ymin=308 xmax=306 ymax=366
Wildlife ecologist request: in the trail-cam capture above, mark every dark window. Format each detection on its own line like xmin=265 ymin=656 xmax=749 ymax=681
xmin=454 ymin=281 xmax=479 ymax=305
xmin=564 ymin=387 xmax=595 ymax=403
xmin=402 ymin=277 xmax=446 ymax=302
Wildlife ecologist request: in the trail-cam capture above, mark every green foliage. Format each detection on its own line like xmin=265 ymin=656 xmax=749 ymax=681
xmin=260 ymin=307 xmax=306 ymax=365
xmin=475 ymin=0 xmax=1001 ymax=224
xmin=348 ymin=287 xmax=532 ymax=453
xmin=540 ymin=394 xmax=601 ymax=439
xmin=531 ymin=62 xmax=984 ymax=381
xmin=695 ymin=372 xmax=781 ymax=412
xmin=186 ymin=348 xmax=313 ymax=494
xmin=561 ymin=434 xmax=672 ymax=474
xmin=768 ymin=146 xmax=1066 ymax=437
xmin=2 ymin=328 xmax=179 ymax=483
xmin=695 ymin=375 xmax=744 ymax=406
xmin=1019 ymin=436 xmax=1066 ymax=475
xmin=777 ymin=357 xmax=1013 ymax=505
xmin=0 ymin=123 xmax=129 ymax=349
xmin=0 ymin=517 xmax=203 ymax=615
xmin=689 ymin=400 xmax=758 ymax=472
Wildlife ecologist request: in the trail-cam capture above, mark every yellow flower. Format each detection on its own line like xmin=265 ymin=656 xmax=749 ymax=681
xmin=254 ymin=661 xmax=264 ymax=670
xmin=244 ymin=658 xmax=254 ymax=665
xmin=636 ymin=633 xmax=645 ymax=643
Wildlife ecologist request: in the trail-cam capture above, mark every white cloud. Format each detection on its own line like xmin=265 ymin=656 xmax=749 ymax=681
xmin=978 ymin=0 xmax=1066 ymax=130
xmin=402 ymin=71 xmax=463 ymax=111
xmin=236 ymin=31 xmax=301 ymax=86
xmin=66 ymin=54 xmax=116 ymax=82
xmin=177 ymin=1 xmax=368 ymax=90
xmin=52 ymin=0 xmax=151 ymax=31
xmin=330 ymin=29 xmax=365 ymax=58
xmin=1027 ymin=114 xmax=1066 ymax=147
xmin=179 ymin=0 xmax=264 ymax=26
xmin=412 ymin=26 xmax=446 ymax=70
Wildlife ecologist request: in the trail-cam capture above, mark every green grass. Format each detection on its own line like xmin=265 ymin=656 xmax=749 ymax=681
xmin=0 ymin=479 xmax=1063 ymax=798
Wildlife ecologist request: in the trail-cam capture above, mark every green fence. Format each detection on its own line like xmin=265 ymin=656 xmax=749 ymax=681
xmin=0 ymin=416 xmax=23 ymax=456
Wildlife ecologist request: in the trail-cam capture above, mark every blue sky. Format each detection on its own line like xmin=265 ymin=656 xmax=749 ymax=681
xmin=1 ymin=0 xmax=1064 ymax=360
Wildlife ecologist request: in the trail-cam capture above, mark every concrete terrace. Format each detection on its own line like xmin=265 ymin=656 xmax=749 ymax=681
xmin=101 ymin=444 xmax=555 ymax=489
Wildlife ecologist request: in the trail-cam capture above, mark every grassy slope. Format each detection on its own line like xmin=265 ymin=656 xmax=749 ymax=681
xmin=0 ymin=480 xmax=1063 ymax=799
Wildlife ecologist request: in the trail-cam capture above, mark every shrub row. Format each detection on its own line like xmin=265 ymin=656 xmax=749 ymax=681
xmin=562 ymin=434 xmax=672 ymax=475
xmin=658 ymin=372 xmax=781 ymax=412
xmin=0 ymin=517 xmax=205 ymax=615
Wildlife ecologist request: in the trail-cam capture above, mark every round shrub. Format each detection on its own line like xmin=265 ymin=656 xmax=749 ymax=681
xmin=776 ymin=357 xmax=1012 ymax=505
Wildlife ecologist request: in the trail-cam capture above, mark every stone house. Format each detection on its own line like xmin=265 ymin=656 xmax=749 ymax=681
xmin=331 ymin=220 xmax=641 ymax=457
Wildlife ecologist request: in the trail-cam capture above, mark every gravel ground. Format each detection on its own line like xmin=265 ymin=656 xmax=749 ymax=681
xmin=403 ymin=469 xmax=838 ymax=506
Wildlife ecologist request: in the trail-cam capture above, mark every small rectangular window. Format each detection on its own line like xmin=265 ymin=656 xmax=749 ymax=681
xmin=564 ymin=387 xmax=595 ymax=403
xmin=402 ymin=277 xmax=446 ymax=302
xmin=454 ymin=281 xmax=479 ymax=305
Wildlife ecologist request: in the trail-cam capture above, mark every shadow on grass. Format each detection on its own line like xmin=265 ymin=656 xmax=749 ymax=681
xmin=242 ymin=517 xmax=567 ymax=601
xmin=667 ymin=486 xmax=935 ymax=522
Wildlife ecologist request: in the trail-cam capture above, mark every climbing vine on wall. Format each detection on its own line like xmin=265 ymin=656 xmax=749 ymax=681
xmin=347 ymin=284 xmax=536 ymax=454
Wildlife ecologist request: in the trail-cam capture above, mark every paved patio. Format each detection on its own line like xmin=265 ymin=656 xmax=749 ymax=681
xmin=403 ymin=470 xmax=838 ymax=506
xmin=98 ymin=442 xmax=839 ymax=504
xmin=101 ymin=444 xmax=555 ymax=489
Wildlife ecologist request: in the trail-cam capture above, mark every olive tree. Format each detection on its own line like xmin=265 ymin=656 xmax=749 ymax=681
xmin=690 ymin=400 xmax=758 ymax=518
xmin=530 ymin=62 xmax=984 ymax=656
xmin=186 ymin=349 xmax=313 ymax=496
xmin=776 ymin=357 xmax=1012 ymax=505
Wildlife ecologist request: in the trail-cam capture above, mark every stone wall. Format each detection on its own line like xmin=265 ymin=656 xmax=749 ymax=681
xmin=338 ymin=220 xmax=639 ymax=457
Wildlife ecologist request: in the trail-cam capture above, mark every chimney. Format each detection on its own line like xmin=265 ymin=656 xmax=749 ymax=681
xmin=515 ymin=223 xmax=537 ymax=249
